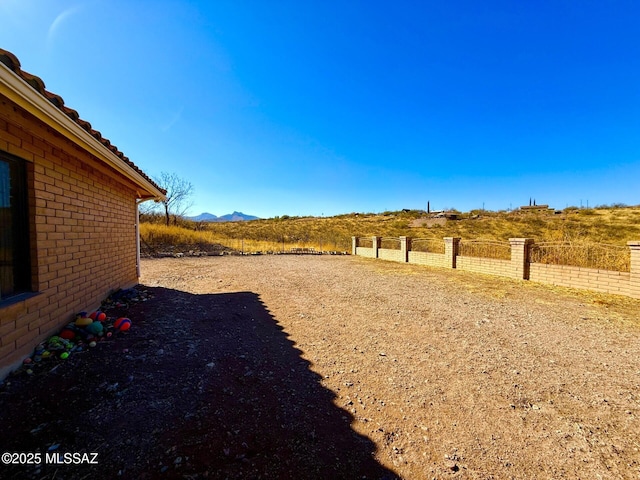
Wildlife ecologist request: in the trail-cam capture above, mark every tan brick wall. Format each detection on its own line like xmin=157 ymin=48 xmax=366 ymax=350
xmin=0 ymin=94 xmax=141 ymax=375
xmin=457 ymin=256 xmax=512 ymax=277
xmin=530 ymin=263 xmax=631 ymax=296
xmin=408 ymin=251 xmax=447 ymax=268
xmin=356 ymin=235 xmax=640 ymax=300
xmin=630 ymin=242 xmax=640 ymax=299
xmin=378 ymin=248 xmax=404 ymax=262
xmin=355 ymin=247 xmax=376 ymax=258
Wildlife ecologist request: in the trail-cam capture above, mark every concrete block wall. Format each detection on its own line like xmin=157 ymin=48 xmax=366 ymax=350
xmin=0 ymin=94 xmax=141 ymax=375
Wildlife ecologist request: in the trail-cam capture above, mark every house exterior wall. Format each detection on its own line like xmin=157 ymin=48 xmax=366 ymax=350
xmin=0 ymin=94 xmax=140 ymax=375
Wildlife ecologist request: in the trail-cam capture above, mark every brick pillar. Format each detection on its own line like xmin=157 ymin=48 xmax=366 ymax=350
xmin=444 ymin=237 xmax=460 ymax=268
xmin=400 ymin=236 xmax=411 ymax=263
xmin=628 ymin=241 xmax=640 ymax=299
xmin=372 ymin=236 xmax=380 ymax=258
xmin=352 ymin=237 xmax=357 ymax=256
xmin=510 ymin=238 xmax=534 ymax=280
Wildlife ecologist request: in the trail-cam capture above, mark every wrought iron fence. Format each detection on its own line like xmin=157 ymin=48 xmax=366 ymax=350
xmin=356 ymin=237 xmax=373 ymax=248
xmin=530 ymin=241 xmax=630 ymax=272
xmin=380 ymin=237 xmax=401 ymax=250
xmin=410 ymin=237 xmax=445 ymax=254
xmin=458 ymin=240 xmax=511 ymax=260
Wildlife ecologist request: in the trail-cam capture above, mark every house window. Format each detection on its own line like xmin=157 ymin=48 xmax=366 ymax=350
xmin=0 ymin=151 xmax=31 ymax=301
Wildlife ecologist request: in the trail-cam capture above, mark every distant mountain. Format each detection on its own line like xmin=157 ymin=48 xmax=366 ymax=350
xmin=187 ymin=211 xmax=260 ymax=223
xmin=218 ymin=211 xmax=260 ymax=222
xmin=188 ymin=212 xmax=219 ymax=222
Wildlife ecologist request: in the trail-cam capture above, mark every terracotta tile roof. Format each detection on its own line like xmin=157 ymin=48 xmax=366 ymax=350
xmin=0 ymin=48 xmax=165 ymax=196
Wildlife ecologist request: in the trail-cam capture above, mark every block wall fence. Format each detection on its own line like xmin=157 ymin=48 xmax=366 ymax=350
xmin=0 ymin=95 xmax=141 ymax=376
xmin=352 ymin=236 xmax=640 ymax=299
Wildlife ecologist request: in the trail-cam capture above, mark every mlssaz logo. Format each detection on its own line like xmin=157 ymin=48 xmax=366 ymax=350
xmin=46 ymin=452 xmax=99 ymax=464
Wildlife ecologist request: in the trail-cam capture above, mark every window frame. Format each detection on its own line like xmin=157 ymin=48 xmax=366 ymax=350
xmin=0 ymin=149 xmax=32 ymax=303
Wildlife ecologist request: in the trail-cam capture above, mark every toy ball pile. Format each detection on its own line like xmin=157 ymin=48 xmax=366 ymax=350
xmin=21 ymin=309 xmax=134 ymax=373
xmin=67 ymin=310 xmax=133 ymax=341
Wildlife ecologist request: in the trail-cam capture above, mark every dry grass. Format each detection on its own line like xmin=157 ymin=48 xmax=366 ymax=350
xmin=531 ymin=240 xmax=631 ymax=271
xmin=458 ymin=240 xmax=511 ymax=260
xmin=140 ymin=206 xmax=640 ymax=265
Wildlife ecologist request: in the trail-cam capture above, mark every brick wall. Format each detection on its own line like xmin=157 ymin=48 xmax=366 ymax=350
xmin=530 ymin=263 xmax=631 ymax=296
xmin=378 ymin=248 xmax=404 ymax=262
xmin=355 ymin=247 xmax=376 ymax=258
xmin=0 ymin=94 xmax=141 ymax=376
xmin=353 ymin=236 xmax=640 ymax=300
xmin=408 ymin=251 xmax=448 ymax=268
xmin=456 ymin=256 xmax=513 ymax=278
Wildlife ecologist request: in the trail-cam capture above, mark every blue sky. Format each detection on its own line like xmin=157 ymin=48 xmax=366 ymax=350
xmin=2 ymin=1 xmax=639 ymax=218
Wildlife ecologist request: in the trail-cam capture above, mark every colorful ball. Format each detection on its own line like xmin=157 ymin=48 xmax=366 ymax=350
xmin=85 ymin=322 xmax=104 ymax=336
xmin=60 ymin=352 xmax=69 ymax=360
xmin=113 ymin=317 xmax=132 ymax=331
xmin=59 ymin=329 xmax=76 ymax=340
xmin=75 ymin=317 xmax=93 ymax=327
xmin=90 ymin=311 xmax=107 ymax=322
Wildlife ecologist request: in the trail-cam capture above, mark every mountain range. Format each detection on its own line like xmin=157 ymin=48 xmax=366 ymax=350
xmin=186 ymin=211 xmax=260 ymax=222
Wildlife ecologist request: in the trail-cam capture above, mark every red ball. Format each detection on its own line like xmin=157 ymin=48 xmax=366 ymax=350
xmin=60 ymin=329 xmax=76 ymax=340
xmin=90 ymin=311 xmax=107 ymax=322
xmin=113 ymin=317 xmax=131 ymax=331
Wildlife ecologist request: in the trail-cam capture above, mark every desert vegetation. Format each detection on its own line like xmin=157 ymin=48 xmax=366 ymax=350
xmin=139 ymin=205 xmax=640 ymax=270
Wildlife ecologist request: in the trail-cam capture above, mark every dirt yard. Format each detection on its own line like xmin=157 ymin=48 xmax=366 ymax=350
xmin=2 ymin=255 xmax=640 ymax=479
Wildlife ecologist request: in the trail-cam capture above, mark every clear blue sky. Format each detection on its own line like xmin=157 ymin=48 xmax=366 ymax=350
xmin=2 ymin=1 xmax=639 ymax=218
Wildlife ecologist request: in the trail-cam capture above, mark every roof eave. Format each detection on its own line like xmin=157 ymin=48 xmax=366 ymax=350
xmin=0 ymin=62 xmax=166 ymax=201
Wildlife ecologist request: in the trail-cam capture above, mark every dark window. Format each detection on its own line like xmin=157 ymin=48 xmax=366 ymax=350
xmin=0 ymin=151 xmax=31 ymax=301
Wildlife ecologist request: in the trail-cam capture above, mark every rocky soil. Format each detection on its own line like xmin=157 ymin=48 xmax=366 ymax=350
xmin=1 ymin=255 xmax=640 ymax=479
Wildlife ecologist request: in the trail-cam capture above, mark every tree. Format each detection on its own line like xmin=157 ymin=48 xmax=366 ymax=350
xmin=153 ymin=171 xmax=194 ymax=226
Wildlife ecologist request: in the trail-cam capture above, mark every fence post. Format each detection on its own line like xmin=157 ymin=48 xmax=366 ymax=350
xmin=352 ymin=237 xmax=357 ymax=256
xmin=400 ymin=236 xmax=411 ymax=263
xmin=510 ymin=238 xmax=534 ymax=280
xmin=372 ymin=236 xmax=380 ymax=258
xmin=628 ymin=241 xmax=640 ymax=299
xmin=444 ymin=237 xmax=460 ymax=268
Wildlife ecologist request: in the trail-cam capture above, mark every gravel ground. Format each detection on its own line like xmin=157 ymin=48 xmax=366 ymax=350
xmin=2 ymin=254 xmax=640 ymax=479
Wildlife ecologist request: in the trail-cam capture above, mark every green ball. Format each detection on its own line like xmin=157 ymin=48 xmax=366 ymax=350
xmin=85 ymin=322 xmax=104 ymax=336
xmin=60 ymin=352 xmax=69 ymax=360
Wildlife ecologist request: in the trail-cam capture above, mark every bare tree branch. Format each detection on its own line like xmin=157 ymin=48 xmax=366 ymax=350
xmin=153 ymin=172 xmax=195 ymax=226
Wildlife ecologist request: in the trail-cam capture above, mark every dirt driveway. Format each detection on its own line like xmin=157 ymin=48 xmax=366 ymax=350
xmin=2 ymin=255 xmax=640 ymax=479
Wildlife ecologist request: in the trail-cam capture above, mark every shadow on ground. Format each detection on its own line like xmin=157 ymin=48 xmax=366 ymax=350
xmin=0 ymin=287 xmax=398 ymax=480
